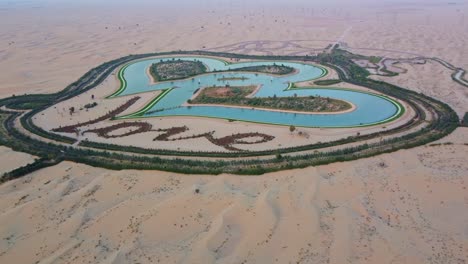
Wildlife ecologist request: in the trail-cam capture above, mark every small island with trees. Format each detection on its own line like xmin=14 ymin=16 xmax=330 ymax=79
xmin=223 ymin=64 xmax=294 ymax=75
xmin=189 ymin=85 xmax=352 ymax=113
xmin=150 ymin=59 xmax=207 ymax=82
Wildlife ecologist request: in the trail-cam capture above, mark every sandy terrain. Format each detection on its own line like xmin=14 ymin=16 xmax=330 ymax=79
xmin=0 ymin=1 xmax=467 ymax=263
xmin=0 ymin=147 xmax=36 ymax=175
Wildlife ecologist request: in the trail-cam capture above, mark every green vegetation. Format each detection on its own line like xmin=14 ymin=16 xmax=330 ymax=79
xmin=84 ymin=102 xmax=98 ymax=109
xmin=223 ymin=64 xmax=294 ymax=75
xmin=428 ymin=142 xmax=454 ymax=147
xmin=1 ymin=158 xmax=61 ymax=184
xmin=369 ymin=56 xmax=382 ymax=64
xmin=107 ymin=63 xmax=130 ymax=98
xmin=217 ymin=76 xmax=249 ymax=81
xmin=288 ymin=82 xmax=298 ymax=89
xmin=8 ymin=101 xmax=50 ymax=110
xmin=314 ymin=79 xmax=342 ymax=86
xmin=462 ymin=112 xmax=468 ymax=127
xmin=150 ymin=59 xmax=207 ymax=82
xmin=190 ymin=85 xmax=352 ymax=113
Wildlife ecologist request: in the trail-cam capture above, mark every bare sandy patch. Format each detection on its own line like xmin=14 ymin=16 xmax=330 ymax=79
xmin=0 ymin=147 xmax=37 ymax=175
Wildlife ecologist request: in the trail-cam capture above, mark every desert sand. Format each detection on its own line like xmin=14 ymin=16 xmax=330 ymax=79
xmin=0 ymin=0 xmax=467 ymax=263
xmin=0 ymin=147 xmax=36 ymax=175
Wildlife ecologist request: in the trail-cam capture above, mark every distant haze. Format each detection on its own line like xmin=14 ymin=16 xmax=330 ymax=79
xmin=0 ymin=0 xmax=466 ymax=8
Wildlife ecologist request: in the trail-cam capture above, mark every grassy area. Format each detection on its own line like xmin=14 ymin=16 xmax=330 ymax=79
xmin=369 ymin=56 xmax=382 ymax=64
xmin=190 ymin=85 xmax=352 ymax=113
xmin=150 ymin=59 xmax=207 ymax=82
xmin=0 ymin=113 xmax=12 ymax=145
xmin=314 ymin=79 xmax=342 ymax=86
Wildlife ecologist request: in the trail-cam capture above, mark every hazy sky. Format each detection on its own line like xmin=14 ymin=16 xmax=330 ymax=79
xmin=1 ymin=0 xmax=465 ymax=8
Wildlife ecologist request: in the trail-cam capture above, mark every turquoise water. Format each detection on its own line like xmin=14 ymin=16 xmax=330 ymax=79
xmin=116 ymin=57 xmax=400 ymax=127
